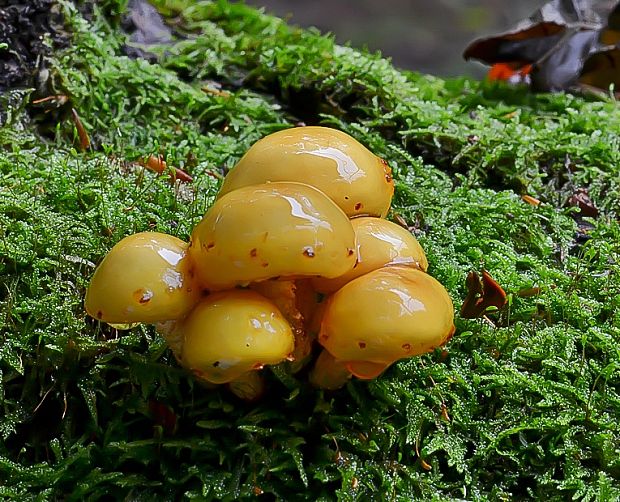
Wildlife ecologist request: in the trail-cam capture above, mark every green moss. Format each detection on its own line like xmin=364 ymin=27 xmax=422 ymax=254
xmin=0 ymin=1 xmax=619 ymax=499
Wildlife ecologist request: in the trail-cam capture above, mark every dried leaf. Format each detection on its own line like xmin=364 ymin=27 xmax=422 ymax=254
xmin=460 ymin=270 xmax=507 ymax=319
xmin=464 ymin=0 xmax=620 ymax=92
xmin=148 ymin=399 xmax=177 ymax=435
xmin=565 ymin=187 xmax=600 ymax=217
xmin=531 ymin=29 xmax=600 ymax=91
xmin=522 ymin=194 xmax=541 ymax=206
xmin=579 ymin=46 xmax=620 ymax=89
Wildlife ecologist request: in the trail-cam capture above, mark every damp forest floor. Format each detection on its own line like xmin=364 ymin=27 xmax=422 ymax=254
xmin=1 ymin=0 xmax=620 ymax=500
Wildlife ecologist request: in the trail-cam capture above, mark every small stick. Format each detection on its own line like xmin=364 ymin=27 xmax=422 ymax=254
xmin=32 ymin=94 xmax=69 ymax=106
xmin=71 ymin=108 xmax=91 ymax=151
xmin=521 ymin=194 xmax=541 ymax=206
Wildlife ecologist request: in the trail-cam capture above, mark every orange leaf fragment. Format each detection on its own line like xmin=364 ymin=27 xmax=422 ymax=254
xmin=521 ymin=194 xmax=541 ymax=206
xmin=71 ymin=108 xmax=91 ymax=151
xmin=441 ymin=403 xmax=451 ymax=422
xmin=487 ymin=63 xmax=532 ymax=83
xmin=140 ymin=155 xmax=193 ymax=183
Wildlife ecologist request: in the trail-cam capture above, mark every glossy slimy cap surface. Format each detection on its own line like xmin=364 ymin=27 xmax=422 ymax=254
xmin=180 ymin=290 xmax=295 ymax=384
xmin=319 ymin=266 xmax=455 ymax=364
xmin=85 ymin=232 xmax=200 ymax=324
xmin=189 ymin=182 xmax=356 ymax=290
xmin=312 ymin=217 xmax=429 ymax=293
xmin=218 ymin=126 xmax=394 ymax=218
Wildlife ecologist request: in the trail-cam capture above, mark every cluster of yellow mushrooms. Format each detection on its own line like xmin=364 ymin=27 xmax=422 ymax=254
xmin=85 ymin=127 xmax=455 ymax=397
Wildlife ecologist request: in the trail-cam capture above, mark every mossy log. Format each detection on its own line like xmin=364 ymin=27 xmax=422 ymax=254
xmin=0 ymin=1 xmax=619 ymax=499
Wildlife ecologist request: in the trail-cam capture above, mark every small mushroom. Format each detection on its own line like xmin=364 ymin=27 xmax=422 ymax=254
xmin=188 ymin=182 xmax=356 ymax=291
xmin=85 ymin=232 xmax=200 ymax=324
xmin=308 ymin=351 xmax=394 ymax=390
xmin=308 ymin=349 xmax=352 ymax=390
xmin=180 ymin=290 xmax=295 ymax=384
xmin=217 ymin=126 xmax=394 ymax=218
xmin=312 ymin=217 xmax=429 ymax=293
xmin=319 ymin=266 xmax=455 ymax=365
xmin=227 ymin=371 xmax=266 ymax=401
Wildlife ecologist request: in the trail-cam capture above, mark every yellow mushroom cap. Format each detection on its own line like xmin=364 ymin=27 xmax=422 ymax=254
xmin=312 ymin=217 xmax=429 ymax=293
xmin=345 ymin=361 xmax=391 ymax=380
xmin=180 ymin=290 xmax=295 ymax=384
xmin=85 ymin=232 xmax=200 ymax=324
xmin=319 ymin=266 xmax=455 ymax=364
xmin=188 ymin=182 xmax=356 ymax=291
xmin=217 ymin=126 xmax=394 ymax=218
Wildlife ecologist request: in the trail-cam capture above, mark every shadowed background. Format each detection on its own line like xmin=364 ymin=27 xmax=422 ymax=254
xmin=244 ymin=0 xmax=544 ymax=76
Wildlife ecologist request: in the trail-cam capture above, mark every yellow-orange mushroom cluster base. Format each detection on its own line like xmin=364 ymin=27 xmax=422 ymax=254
xmin=84 ymin=126 xmax=456 ymax=397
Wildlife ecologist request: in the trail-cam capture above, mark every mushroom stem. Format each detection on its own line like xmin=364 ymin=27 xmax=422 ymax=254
xmin=228 ymin=371 xmax=266 ymax=401
xmin=309 ymin=350 xmax=352 ymax=390
xmin=249 ymin=279 xmax=313 ymax=371
xmin=155 ymin=320 xmax=184 ymax=361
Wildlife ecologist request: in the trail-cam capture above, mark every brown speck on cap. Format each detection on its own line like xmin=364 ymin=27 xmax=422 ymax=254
xmin=303 ymin=246 xmax=315 ymax=258
xmin=402 ymin=343 xmax=411 ymax=352
xmin=250 ymin=248 xmax=258 ymax=257
xmin=96 ymin=310 xmax=103 ymax=319
xmin=385 ymin=173 xmax=393 ymax=183
xmin=358 ymin=341 xmax=367 ymax=349
xmin=133 ymin=288 xmax=153 ymax=304
xmin=354 ymin=203 xmax=362 ymax=211
xmin=347 ymin=249 xmax=355 ymax=256
xmin=261 ymin=262 xmax=269 ymax=268
xmin=206 ymin=242 xmax=215 ymax=250
xmin=212 ymin=361 xmax=220 ymax=367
